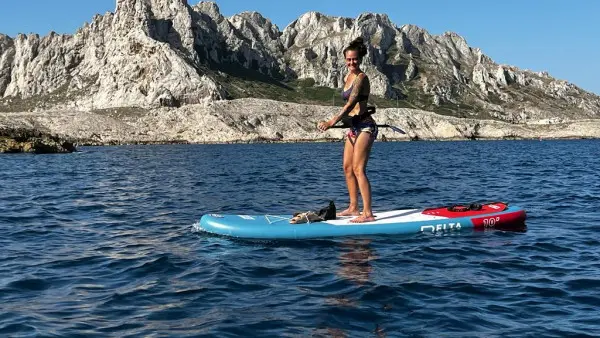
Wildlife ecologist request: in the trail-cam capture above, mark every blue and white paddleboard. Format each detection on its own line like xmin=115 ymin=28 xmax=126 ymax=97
xmin=197 ymin=202 xmax=526 ymax=239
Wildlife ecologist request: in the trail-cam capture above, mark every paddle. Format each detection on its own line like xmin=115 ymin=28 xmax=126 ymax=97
xmin=330 ymin=124 xmax=406 ymax=135
xmin=324 ymin=106 xmax=407 ymax=135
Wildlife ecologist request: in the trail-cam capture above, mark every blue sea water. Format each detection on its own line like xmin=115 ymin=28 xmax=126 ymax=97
xmin=1 ymin=140 xmax=600 ymax=337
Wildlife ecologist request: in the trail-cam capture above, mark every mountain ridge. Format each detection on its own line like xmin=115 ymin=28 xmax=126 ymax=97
xmin=0 ymin=0 xmax=598 ymax=125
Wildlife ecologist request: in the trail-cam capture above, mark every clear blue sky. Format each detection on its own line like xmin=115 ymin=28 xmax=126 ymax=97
xmin=1 ymin=0 xmax=598 ymax=95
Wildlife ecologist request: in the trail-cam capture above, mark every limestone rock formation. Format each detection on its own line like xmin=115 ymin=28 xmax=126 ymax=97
xmin=0 ymin=0 xmax=226 ymax=110
xmin=0 ymin=0 xmax=598 ymax=125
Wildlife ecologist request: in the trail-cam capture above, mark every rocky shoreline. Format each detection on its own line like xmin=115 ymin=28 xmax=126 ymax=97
xmin=1 ymin=98 xmax=599 ymax=150
xmin=0 ymin=127 xmax=76 ymax=153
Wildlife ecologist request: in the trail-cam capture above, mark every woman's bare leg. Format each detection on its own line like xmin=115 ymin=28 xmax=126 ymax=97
xmin=338 ymin=136 xmax=361 ymax=217
xmin=350 ymin=132 xmax=375 ymax=223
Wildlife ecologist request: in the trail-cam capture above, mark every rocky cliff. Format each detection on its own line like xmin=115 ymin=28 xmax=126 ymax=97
xmin=0 ymin=0 xmax=599 ymax=143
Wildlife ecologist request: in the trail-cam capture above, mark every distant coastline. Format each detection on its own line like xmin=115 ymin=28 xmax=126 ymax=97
xmin=1 ymin=98 xmax=599 ymax=152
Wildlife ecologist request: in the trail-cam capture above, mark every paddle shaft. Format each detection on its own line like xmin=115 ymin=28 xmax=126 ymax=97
xmin=330 ymin=124 xmax=406 ymax=134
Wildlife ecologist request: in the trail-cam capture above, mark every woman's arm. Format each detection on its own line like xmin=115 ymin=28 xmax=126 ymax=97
xmin=318 ymin=74 xmax=367 ymax=130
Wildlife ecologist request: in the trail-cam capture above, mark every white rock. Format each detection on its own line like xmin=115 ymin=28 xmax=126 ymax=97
xmin=0 ymin=0 xmax=597 ymax=124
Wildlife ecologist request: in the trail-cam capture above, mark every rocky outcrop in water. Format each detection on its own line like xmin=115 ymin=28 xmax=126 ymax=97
xmin=0 ymin=0 xmax=598 ymax=125
xmin=0 ymin=128 xmax=76 ymax=153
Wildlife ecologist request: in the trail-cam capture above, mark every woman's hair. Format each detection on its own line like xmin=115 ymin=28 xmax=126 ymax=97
xmin=343 ymin=37 xmax=368 ymax=58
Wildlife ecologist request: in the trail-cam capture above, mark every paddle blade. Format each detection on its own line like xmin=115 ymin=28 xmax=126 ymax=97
xmin=387 ymin=125 xmax=406 ymax=134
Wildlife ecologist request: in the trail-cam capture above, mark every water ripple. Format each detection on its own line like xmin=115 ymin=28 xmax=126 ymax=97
xmin=1 ymin=141 xmax=600 ymax=336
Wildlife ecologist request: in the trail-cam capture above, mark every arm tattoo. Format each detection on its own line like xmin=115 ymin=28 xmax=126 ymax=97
xmin=346 ymin=74 xmax=365 ymax=108
xmin=332 ymin=74 xmax=368 ymax=124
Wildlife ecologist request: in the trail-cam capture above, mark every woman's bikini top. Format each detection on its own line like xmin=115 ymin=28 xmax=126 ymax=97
xmin=340 ymin=73 xmax=373 ymax=126
xmin=341 ymin=75 xmax=369 ymax=102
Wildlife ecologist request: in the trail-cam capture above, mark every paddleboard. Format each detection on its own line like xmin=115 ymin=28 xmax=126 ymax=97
xmin=197 ymin=202 xmax=526 ymax=239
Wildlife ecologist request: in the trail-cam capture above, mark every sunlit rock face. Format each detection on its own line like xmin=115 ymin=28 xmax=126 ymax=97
xmin=0 ymin=0 xmax=598 ymax=123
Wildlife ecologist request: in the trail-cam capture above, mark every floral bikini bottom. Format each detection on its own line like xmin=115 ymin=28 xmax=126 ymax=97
xmin=346 ymin=122 xmax=379 ymax=141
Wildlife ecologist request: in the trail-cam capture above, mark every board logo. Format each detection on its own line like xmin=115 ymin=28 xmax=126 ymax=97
xmin=209 ymin=214 xmax=224 ymax=218
xmin=420 ymin=223 xmax=462 ymax=233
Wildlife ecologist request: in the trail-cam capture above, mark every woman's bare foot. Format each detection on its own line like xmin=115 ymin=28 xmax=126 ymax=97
xmin=349 ymin=215 xmax=376 ymax=223
xmin=337 ymin=208 xmax=361 ymax=217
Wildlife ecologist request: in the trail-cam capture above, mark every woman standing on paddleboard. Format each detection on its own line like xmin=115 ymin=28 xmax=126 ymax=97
xmin=318 ymin=37 xmax=377 ymax=223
